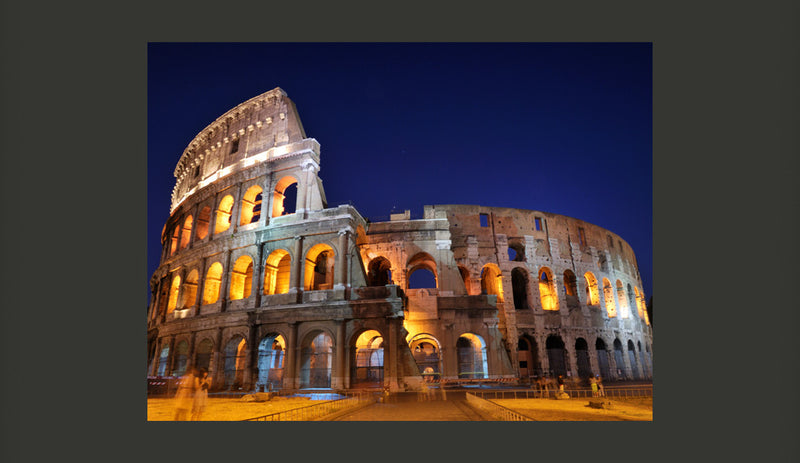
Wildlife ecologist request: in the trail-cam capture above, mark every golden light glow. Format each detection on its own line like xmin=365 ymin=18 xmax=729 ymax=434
xmin=167 ymin=275 xmax=181 ymax=313
xmin=180 ymin=270 xmax=199 ymax=309
xmin=264 ymin=249 xmax=291 ymax=295
xmin=215 ymin=195 xmax=234 ymax=234
xmin=202 ymin=262 xmax=223 ymax=304
xmin=196 ymin=206 xmax=211 ymax=240
xmin=584 ymin=272 xmax=600 ymax=305
xmin=603 ymin=278 xmax=616 ymax=317
xmin=617 ymin=280 xmax=629 ymax=318
xmin=480 ymin=263 xmax=504 ymax=302
xmin=304 ymin=244 xmax=335 ymax=290
xmin=272 ymin=176 xmax=298 ymax=218
xmin=230 ymin=255 xmax=254 ymax=300
xmin=538 ymin=267 xmax=558 ymax=311
xmin=239 ymin=185 xmax=263 ymax=226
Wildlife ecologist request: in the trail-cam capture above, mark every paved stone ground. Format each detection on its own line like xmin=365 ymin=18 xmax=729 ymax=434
xmin=331 ymin=391 xmax=487 ymax=421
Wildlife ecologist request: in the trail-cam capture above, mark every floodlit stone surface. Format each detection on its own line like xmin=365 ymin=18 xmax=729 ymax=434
xmin=147 ymin=89 xmax=653 ymax=398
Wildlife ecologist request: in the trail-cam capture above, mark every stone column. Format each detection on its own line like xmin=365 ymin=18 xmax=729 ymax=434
xmin=334 ymin=229 xmax=350 ymax=290
xmin=290 ymin=236 xmax=304 ymax=295
xmin=253 ymin=242 xmax=266 ymax=307
xmin=187 ymin=203 xmax=200 ymax=249
xmin=296 ymin=161 xmax=317 ymax=217
xmin=244 ymin=314 xmax=258 ymax=391
xmin=333 ymin=319 xmax=346 ymax=390
xmin=194 ymin=258 xmax=207 ymax=311
xmin=220 ymin=250 xmax=233 ymax=312
xmin=210 ymin=328 xmax=224 ymax=391
xmin=283 ymin=322 xmax=298 ymax=390
xmin=442 ymin=324 xmax=456 ymax=380
xmin=166 ymin=337 xmax=177 ymax=376
xmin=187 ymin=332 xmax=196 ymax=371
xmin=230 ymin=183 xmax=244 ymax=233
xmin=588 ymin=344 xmax=600 ymax=378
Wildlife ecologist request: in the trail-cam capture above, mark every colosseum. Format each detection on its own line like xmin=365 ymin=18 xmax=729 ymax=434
xmin=146 ymin=87 xmax=653 ymax=393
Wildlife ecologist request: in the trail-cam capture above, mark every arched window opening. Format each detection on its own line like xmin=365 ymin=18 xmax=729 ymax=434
xmin=172 ymin=340 xmax=189 ymax=377
xmin=575 ymin=338 xmax=592 ymax=379
xmin=635 ymin=287 xmax=646 ymax=319
xmin=215 ymin=195 xmax=234 ymax=234
xmin=595 ymin=338 xmax=611 ymax=379
xmin=409 ymin=334 xmax=442 ymax=381
xmin=300 ymin=331 xmax=332 ymax=389
xmin=353 ymin=330 xmax=384 ymax=387
xmin=546 ymin=335 xmax=567 ymax=378
xmin=457 ymin=333 xmax=488 ymax=379
xmin=257 ymin=334 xmax=285 ymax=392
xmin=517 ymin=336 xmax=539 ymax=378
xmin=613 ymin=339 xmax=625 ymax=379
xmin=511 ymin=267 xmax=529 ymax=310
xmin=603 ymin=278 xmax=617 ymax=317
xmin=263 ymin=250 xmax=291 ymax=295
xmin=272 ymin=176 xmax=298 ymax=217
xmin=196 ymin=206 xmax=211 ymax=240
xmin=180 ymin=269 xmax=199 ymax=309
xmin=628 ymin=340 xmax=640 ymax=380
xmin=230 ymin=255 xmax=254 ymax=300
xmin=407 ymin=253 xmax=438 ymax=290
xmin=194 ymin=339 xmax=213 ymax=373
xmin=563 ymin=270 xmax=578 ymax=297
xmin=223 ymin=337 xmax=247 ymax=390
xmin=507 ymin=240 xmax=525 ymax=262
xmin=202 ymin=262 xmax=223 ymax=304
xmin=538 ymin=267 xmax=558 ymax=311
xmin=239 ymin=185 xmax=264 ymax=225
xmin=617 ymin=280 xmax=629 ymax=318
xmin=167 ymin=275 xmax=181 ymax=314
xmin=304 ymin=244 xmax=335 ymax=291
xmin=584 ymin=272 xmax=600 ymax=305
xmin=170 ymin=226 xmax=180 ymax=255
xmin=367 ymin=257 xmax=392 ymax=286
xmin=179 ymin=215 xmax=193 ymax=250
xmin=157 ymin=345 xmax=170 ymax=376
xmin=627 ymin=284 xmax=636 ymax=317
xmin=458 ymin=266 xmax=473 ymax=294
xmin=480 ymin=264 xmax=504 ymax=302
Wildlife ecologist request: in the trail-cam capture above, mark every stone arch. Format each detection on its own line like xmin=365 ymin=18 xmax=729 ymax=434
xmin=367 ymin=256 xmax=393 ymax=286
xmin=230 ymin=255 xmax=254 ymax=300
xmin=167 ymin=274 xmax=181 ymax=314
xmin=299 ymin=330 xmax=333 ymax=389
xmin=179 ymin=215 xmax=193 ymax=250
xmin=223 ymin=336 xmax=247 ymax=390
xmin=239 ymin=185 xmax=263 ymax=225
xmin=546 ymin=335 xmax=567 ymax=377
xmin=511 ymin=267 xmax=530 ymax=310
xmin=603 ymin=278 xmax=617 ymax=317
xmin=272 ymin=176 xmax=298 ymax=217
xmin=563 ymin=269 xmax=578 ymax=307
xmin=584 ymin=272 xmax=600 ymax=306
xmin=627 ymin=339 xmax=640 ymax=380
xmin=456 ymin=333 xmax=488 ymax=379
xmin=538 ymin=267 xmax=558 ymax=311
xmin=179 ymin=269 xmax=199 ymax=309
xmin=172 ymin=340 xmax=190 ymax=377
xmin=613 ymin=338 xmax=625 ymax=379
xmin=304 ymin=243 xmax=335 ymax=291
xmin=215 ymin=194 xmax=234 ymax=234
xmin=595 ymin=338 xmax=611 ymax=379
xmin=256 ymin=333 xmax=286 ymax=391
xmin=351 ymin=329 xmax=385 ymax=387
xmin=263 ymin=249 xmax=291 ymax=295
xmin=202 ymin=262 xmax=223 ymax=304
xmin=458 ymin=265 xmax=473 ymax=295
xmin=170 ymin=225 xmax=180 ymax=255
xmin=480 ymin=263 xmax=504 ymax=302
xmin=575 ymin=337 xmax=592 ymax=379
xmin=196 ymin=206 xmax=211 ymax=240
xmin=407 ymin=252 xmax=438 ymax=289
xmin=617 ymin=280 xmax=629 ymax=318
xmin=408 ymin=333 xmax=442 ymax=381
xmin=156 ymin=344 xmax=170 ymax=376
xmin=507 ymin=239 xmax=526 ymax=262
xmin=635 ymin=287 xmax=646 ymax=319
xmin=517 ymin=335 xmax=540 ymax=378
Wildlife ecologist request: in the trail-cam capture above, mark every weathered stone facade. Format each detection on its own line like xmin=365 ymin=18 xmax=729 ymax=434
xmin=147 ymin=88 xmax=653 ymax=392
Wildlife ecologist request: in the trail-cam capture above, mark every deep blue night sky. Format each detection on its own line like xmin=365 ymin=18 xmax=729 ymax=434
xmin=147 ymin=42 xmax=652 ymax=303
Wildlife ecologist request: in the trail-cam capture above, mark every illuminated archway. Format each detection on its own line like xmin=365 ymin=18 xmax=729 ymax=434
xmin=263 ymin=249 xmax=291 ymax=295
xmin=304 ymin=244 xmax=335 ymax=291
xmin=603 ymin=278 xmax=617 ymax=317
xmin=408 ymin=333 xmax=442 ymax=381
xmin=170 ymin=226 xmax=180 ymax=255
xmin=240 ymin=185 xmax=263 ymax=225
xmin=617 ymin=280 xmax=629 ymax=318
xmin=538 ymin=267 xmax=558 ymax=311
xmin=563 ymin=269 xmax=578 ymax=301
xmin=272 ymin=176 xmax=298 ymax=217
xmin=180 ymin=269 xmax=198 ymax=309
xmin=480 ymin=263 xmax=503 ymax=302
xmin=367 ymin=256 xmax=392 ymax=286
xmin=456 ymin=333 xmax=488 ymax=379
xmin=352 ymin=329 xmax=384 ymax=387
xmin=223 ymin=336 xmax=247 ymax=390
xmin=230 ymin=255 xmax=254 ymax=300
xmin=458 ymin=266 xmax=473 ymax=294
xmin=257 ymin=334 xmax=285 ymax=391
xmin=202 ymin=262 xmax=223 ymax=304
xmin=196 ymin=206 xmax=211 ymax=240
xmin=167 ymin=275 xmax=181 ymax=314
xmin=215 ymin=195 xmax=234 ymax=234
xmin=179 ymin=215 xmax=193 ymax=250
xmin=299 ymin=331 xmax=333 ymax=389
xmin=407 ymin=252 xmax=438 ymax=289
xmin=584 ymin=272 xmax=600 ymax=305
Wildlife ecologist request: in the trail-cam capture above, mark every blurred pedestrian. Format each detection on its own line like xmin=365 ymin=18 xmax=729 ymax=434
xmin=191 ymin=368 xmax=211 ymax=421
xmin=590 ymin=376 xmax=598 ymax=397
xmin=597 ymin=375 xmax=605 ymax=397
xmin=173 ymin=368 xmax=198 ymax=421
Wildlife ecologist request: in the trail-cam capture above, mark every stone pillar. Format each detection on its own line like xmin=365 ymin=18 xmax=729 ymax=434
xmin=187 ymin=203 xmax=200 ymax=249
xmin=167 ymin=337 xmax=177 ymax=376
xmin=442 ymin=324 xmax=456 ymax=380
xmin=296 ymin=161 xmax=317 ymax=217
xmin=284 ymin=322 xmax=298 ymax=390
xmin=334 ymin=229 xmax=350 ymax=290
xmin=210 ymin=328 xmax=223 ymax=390
xmin=220 ymin=250 xmax=233 ymax=312
xmin=588 ymin=344 xmax=600 ymax=378
xmin=537 ymin=335 xmax=550 ymax=375
xmin=253 ymin=242 xmax=266 ymax=307
xmin=230 ymin=183 xmax=244 ymax=233
xmin=194 ymin=258 xmax=207 ymax=310
xmin=333 ymin=319 xmax=346 ymax=390
xmin=290 ymin=236 xmax=304 ymax=295
xmin=187 ymin=332 xmax=196 ymax=371
xmin=244 ymin=315 xmax=258 ymax=391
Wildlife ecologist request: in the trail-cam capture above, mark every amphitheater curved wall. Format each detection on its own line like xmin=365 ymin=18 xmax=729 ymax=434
xmin=147 ymin=88 xmax=653 ymax=393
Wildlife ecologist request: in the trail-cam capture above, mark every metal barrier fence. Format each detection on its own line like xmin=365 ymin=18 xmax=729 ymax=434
xmin=243 ymin=393 xmax=375 ymax=421
xmin=469 ymin=386 xmax=653 ymax=400
xmin=465 ymin=393 xmax=535 ymax=421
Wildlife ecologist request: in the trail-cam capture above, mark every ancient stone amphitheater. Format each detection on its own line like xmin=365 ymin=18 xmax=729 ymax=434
xmin=147 ymin=88 xmax=653 ymax=393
